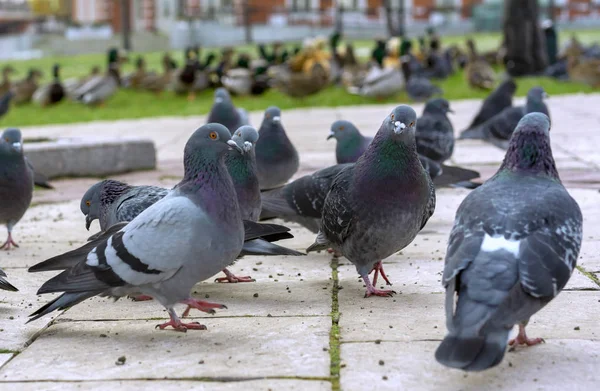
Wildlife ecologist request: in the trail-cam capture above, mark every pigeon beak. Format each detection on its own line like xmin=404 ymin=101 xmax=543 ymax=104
xmin=215 ymin=97 xmax=224 ymax=103
xmin=11 ymin=142 xmax=21 ymax=152
xmin=327 ymin=131 xmax=335 ymax=140
xmin=243 ymin=141 xmax=254 ymax=153
xmin=227 ymin=139 xmax=243 ymax=153
xmin=85 ymin=215 xmax=92 ymax=231
xmin=272 ymin=116 xmax=281 ymax=123
xmin=394 ymin=121 xmax=406 ymax=134
xmin=447 ymin=108 xmax=454 ymax=114
xmin=543 ymin=92 xmax=550 ymax=99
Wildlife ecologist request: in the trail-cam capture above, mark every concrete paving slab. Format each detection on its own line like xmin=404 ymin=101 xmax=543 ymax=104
xmin=0 ymin=354 xmax=13 ymax=369
xmin=340 ymin=340 xmax=600 ymax=391
xmin=0 ymin=379 xmax=332 ymax=391
xmin=338 ymin=291 xmax=600 ymax=343
xmin=0 ymin=317 xmax=330 ymax=381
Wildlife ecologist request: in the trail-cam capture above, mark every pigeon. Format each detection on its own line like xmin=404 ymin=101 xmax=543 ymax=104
xmin=461 ymin=79 xmax=517 ymax=135
xmin=0 ymin=90 xmax=14 ymax=118
xmin=27 ymin=124 xmax=249 ymax=331
xmin=255 ymin=106 xmax=300 ymax=190
xmin=402 ymin=58 xmax=443 ymax=102
xmin=260 ymin=164 xmax=352 ymax=233
xmin=0 ymin=129 xmax=33 ymax=250
xmin=0 ymin=267 xmax=18 ymax=291
xmin=458 ymin=86 xmax=549 ymax=149
xmin=307 ymin=106 xmax=436 ymax=297
xmin=206 ymin=88 xmax=249 ymax=134
xmin=327 ymin=119 xmax=480 ymax=188
xmin=435 ymin=113 xmax=582 ymax=371
xmin=415 ymin=98 xmax=455 ymax=163
xmin=0 ymin=129 xmax=53 ymax=189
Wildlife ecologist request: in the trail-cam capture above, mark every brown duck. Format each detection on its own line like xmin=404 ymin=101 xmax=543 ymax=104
xmin=0 ymin=65 xmax=16 ymax=96
xmin=465 ymin=39 xmax=496 ymax=90
xmin=13 ymin=68 xmax=43 ymax=105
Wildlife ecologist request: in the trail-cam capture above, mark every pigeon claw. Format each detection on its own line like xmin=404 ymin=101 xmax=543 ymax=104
xmin=364 ymin=288 xmax=397 ymax=298
xmin=508 ymin=324 xmax=545 ymax=349
xmin=370 ymin=261 xmax=393 ymax=287
xmin=215 ymin=268 xmax=255 ymax=283
xmin=0 ymin=233 xmax=19 ymax=251
xmin=128 ymin=294 xmax=154 ymax=302
xmin=155 ymin=320 xmax=207 ymax=332
xmin=180 ymin=298 xmax=227 ymax=318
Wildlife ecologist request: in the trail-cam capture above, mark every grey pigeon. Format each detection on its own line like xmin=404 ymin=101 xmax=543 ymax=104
xmin=0 ymin=267 xmax=18 ymax=291
xmin=327 ymin=119 xmax=480 ymax=189
xmin=206 ymin=88 xmax=249 ymax=134
xmin=402 ymin=58 xmax=443 ymax=102
xmin=27 ymin=123 xmax=247 ymax=331
xmin=459 ymin=86 xmax=549 ymax=149
xmin=255 ymin=106 xmax=300 ymax=190
xmin=307 ymin=106 xmax=436 ymax=297
xmin=435 ymin=113 xmax=582 ymax=371
xmin=415 ymin=98 xmax=455 ymax=163
xmin=0 ymin=128 xmax=33 ymax=250
xmin=0 ymin=91 xmax=14 ymax=118
xmin=461 ymin=79 xmax=517 ymax=134
xmin=1 ymin=129 xmax=53 ymax=189
xmin=260 ymin=164 xmax=352 ymax=233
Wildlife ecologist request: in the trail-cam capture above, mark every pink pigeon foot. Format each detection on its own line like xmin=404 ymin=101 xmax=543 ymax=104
xmin=129 ymin=294 xmax=154 ymax=302
xmin=509 ymin=324 xmax=545 ymax=347
xmin=156 ymin=309 xmax=207 ymax=332
xmin=370 ymin=261 xmax=392 ymax=287
xmin=362 ymin=274 xmax=396 ymax=298
xmin=327 ymin=248 xmax=343 ymax=258
xmin=180 ymin=298 xmax=227 ymax=318
xmin=214 ymin=268 xmax=255 ymax=283
xmin=1 ymin=233 xmax=19 ymax=251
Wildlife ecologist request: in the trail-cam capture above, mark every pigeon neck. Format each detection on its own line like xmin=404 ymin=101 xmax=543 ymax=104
xmin=499 ymin=132 xmax=559 ymax=180
xmin=525 ymin=98 xmax=548 ymax=116
xmin=225 ymin=150 xmax=260 ymax=217
xmin=336 ymin=133 xmax=366 ymax=163
xmin=101 ymin=181 xmax=132 ymax=206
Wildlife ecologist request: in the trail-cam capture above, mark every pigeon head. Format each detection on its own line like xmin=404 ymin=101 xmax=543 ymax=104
xmin=80 ymin=181 xmax=104 ymax=230
xmin=327 ymin=120 xmax=361 ymax=141
xmin=262 ymin=106 xmax=282 ymax=126
xmin=423 ymin=98 xmax=453 ymax=115
xmin=214 ymin=88 xmax=231 ymax=104
xmin=500 ymin=112 xmax=558 ymax=178
xmin=498 ymin=79 xmax=517 ymax=95
xmin=526 ymin=86 xmax=548 ymax=102
xmin=183 ymin=123 xmax=236 ymax=181
xmin=385 ymin=105 xmax=417 ymax=137
xmin=2 ymin=128 xmax=23 ymax=154
xmin=231 ymin=125 xmax=259 ymax=154
xmin=525 ymin=86 xmax=550 ymax=117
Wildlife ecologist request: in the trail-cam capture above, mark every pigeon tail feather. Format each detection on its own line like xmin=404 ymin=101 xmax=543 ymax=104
xmin=435 ymin=330 xmax=509 ymax=372
xmin=28 ymin=291 xmax=100 ymax=323
xmin=241 ymin=238 xmax=305 ymax=256
xmin=0 ymin=276 xmax=18 ymax=292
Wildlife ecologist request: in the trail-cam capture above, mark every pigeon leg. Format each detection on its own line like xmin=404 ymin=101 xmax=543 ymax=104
xmin=362 ymin=274 xmax=396 ymax=298
xmin=155 ymin=308 xmax=207 ymax=332
xmin=508 ymin=324 xmax=545 ymax=347
xmin=373 ymin=261 xmax=392 ymax=286
xmin=0 ymin=232 xmax=19 ymax=251
xmin=180 ymin=298 xmax=228 ymax=318
xmin=214 ymin=268 xmax=255 ymax=283
xmin=129 ymin=294 xmax=154 ymax=302
xmin=327 ymin=248 xmax=343 ymax=257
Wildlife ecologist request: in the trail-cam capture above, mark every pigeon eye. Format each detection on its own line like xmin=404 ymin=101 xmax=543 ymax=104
xmin=409 ymin=121 xmax=415 ymax=127
xmin=86 ymin=201 xmax=91 ymax=207
xmin=390 ymin=114 xmax=395 ymax=120
xmin=209 ymin=132 xmax=218 ymax=140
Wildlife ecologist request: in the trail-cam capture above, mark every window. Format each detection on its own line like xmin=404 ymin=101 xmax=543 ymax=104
xmin=292 ymin=0 xmax=311 ymax=12
xmin=338 ymin=0 xmax=359 ymax=10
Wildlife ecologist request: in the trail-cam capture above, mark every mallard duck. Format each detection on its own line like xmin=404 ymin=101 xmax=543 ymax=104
xmin=383 ymin=37 xmax=401 ymax=69
xmin=171 ymin=47 xmax=199 ymax=100
xmin=347 ymin=64 xmax=404 ymax=100
xmin=13 ymin=68 xmax=43 ymax=105
xmin=415 ymin=36 xmax=429 ymax=62
xmin=33 ymin=64 xmax=65 ymax=107
xmin=465 ymin=39 xmax=496 ymax=90
xmin=123 ymin=56 xmax=155 ymax=89
xmin=0 ymin=65 xmax=16 ymax=96
xmin=64 ymin=66 xmax=100 ymax=99
xmin=271 ymin=61 xmax=329 ymax=98
xmin=371 ymin=39 xmax=387 ymax=68
xmin=138 ymin=54 xmax=174 ymax=94
xmin=341 ymin=43 xmax=370 ymax=88
xmin=567 ymin=54 xmax=600 ymax=88
xmin=73 ymin=47 xmax=123 ymax=106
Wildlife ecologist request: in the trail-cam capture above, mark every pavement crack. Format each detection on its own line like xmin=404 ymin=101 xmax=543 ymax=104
xmin=329 ymin=257 xmax=341 ymax=391
xmin=576 ymin=265 xmax=600 ymax=288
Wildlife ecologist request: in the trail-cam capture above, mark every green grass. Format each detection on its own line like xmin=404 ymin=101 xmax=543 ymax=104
xmin=0 ymin=29 xmax=597 ymax=127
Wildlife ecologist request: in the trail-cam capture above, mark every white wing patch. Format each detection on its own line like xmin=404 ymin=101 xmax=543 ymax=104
xmin=86 ymin=248 xmax=99 ymax=267
xmin=481 ymin=234 xmax=521 ymax=257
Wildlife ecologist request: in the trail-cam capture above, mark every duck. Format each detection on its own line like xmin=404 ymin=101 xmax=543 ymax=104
xmin=33 ymin=64 xmax=65 ymax=107
xmin=222 ymin=53 xmax=270 ymax=96
xmin=270 ymin=59 xmax=329 ymax=98
xmin=341 ymin=43 xmax=370 ymax=88
xmin=0 ymin=65 xmax=16 ymax=96
xmin=13 ymin=68 xmax=43 ymax=105
xmin=190 ymin=46 xmax=215 ymax=92
xmin=64 ymin=66 xmax=101 ymax=99
xmin=73 ymin=47 xmax=124 ymax=106
xmin=139 ymin=53 xmax=175 ymax=94
xmin=347 ymin=64 xmax=404 ymax=100
xmin=170 ymin=47 xmax=198 ymax=100
xmin=567 ymin=52 xmax=600 ymax=88
xmin=123 ymin=56 xmax=154 ymax=89
xmin=382 ymin=37 xmax=401 ymax=69
xmin=465 ymin=38 xmax=496 ymax=90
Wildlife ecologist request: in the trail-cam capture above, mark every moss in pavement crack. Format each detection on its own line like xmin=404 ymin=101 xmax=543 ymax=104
xmin=329 ymin=257 xmax=341 ymax=391
xmin=576 ymin=265 xmax=600 ymax=287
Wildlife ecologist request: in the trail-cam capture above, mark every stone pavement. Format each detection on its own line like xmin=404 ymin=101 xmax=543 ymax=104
xmin=1 ymin=94 xmax=600 ymax=390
